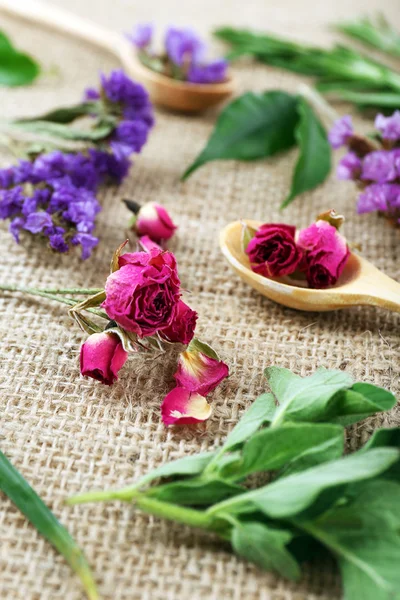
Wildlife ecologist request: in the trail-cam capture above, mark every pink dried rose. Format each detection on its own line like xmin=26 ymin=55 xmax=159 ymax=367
xmin=160 ymin=300 xmax=198 ymax=345
xmin=174 ymin=338 xmax=229 ymax=396
xmin=135 ymin=201 xmax=177 ymax=242
xmin=246 ymin=224 xmax=303 ymax=277
xmin=297 ymin=220 xmax=350 ymax=288
xmin=138 ymin=235 xmax=162 ymax=253
xmin=161 ymin=386 xmax=212 ymax=426
xmin=80 ymin=332 xmax=128 ymax=385
xmin=102 ymin=248 xmax=181 ymax=337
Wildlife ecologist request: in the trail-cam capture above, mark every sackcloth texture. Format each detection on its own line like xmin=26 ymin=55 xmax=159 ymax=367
xmin=0 ymin=0 xmax=400 ymax=599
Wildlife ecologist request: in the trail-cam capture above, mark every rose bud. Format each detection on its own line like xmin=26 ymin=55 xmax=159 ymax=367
xmin=174 ymin=339 xmax=229 ymax=396
xmin=246 ymin=223 xmax=303 ymax=277
xmin=102 ymin=249 xmax=181 ymax=337
xmin=124 ymin=200 xmax=177 ymax=242
xmin=297 ymin=219 xmax=350 ymax=289
xmin=161 ymin=386 xmax=212 ymax=426
xmin=160 ymin=300 xmax=198 ymax=345
xmin=80 ymin=332 xmax=128 ymax=385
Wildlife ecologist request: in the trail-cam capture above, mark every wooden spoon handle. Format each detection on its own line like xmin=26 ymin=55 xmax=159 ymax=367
xmin=0 ymin=0 xmax=121 ymax=55
xmin=355 ymin=259 xmax=400 ymax=314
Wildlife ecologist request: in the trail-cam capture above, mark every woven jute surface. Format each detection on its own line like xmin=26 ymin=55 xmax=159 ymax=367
xmin=1 ymin=1 xmax=400 ymax=599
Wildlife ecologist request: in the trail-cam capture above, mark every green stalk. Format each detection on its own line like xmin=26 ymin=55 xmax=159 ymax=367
xmin=0 ymin=284 xmax=108 ymax=319
xmin=67 ymin=488 xmax=212 ymax=531
xmin=0 ymin=451 xmax=98 ymax=600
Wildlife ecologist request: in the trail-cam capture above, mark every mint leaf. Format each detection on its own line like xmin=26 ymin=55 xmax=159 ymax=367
xmin=326 ymin=383 xmax=396 ymax=426
xmin=147 ymin=478 xmax=244 ymax=505
xmin=0 ymin=30 xmax=39 ymax=87
xmin=281 ymin=98 xmax=331 ymax=208
xmin=231 ymin=522 xmax=301 ymax=581
xmin=235 ymin=423 xmax=344 ymax=479
xmin=181 ymin=91 xmax=299 ymax=180
xmin=266 ymin=367 xmax=353 ymax=426
xmin=222 ymin=393 xmax=276 ymax=451
xmin=298 ymin=480 xmax=400 ymax=600
xmin=135 ymin=451 xmax=216 ymax=489
xmin=227 ymin=448 xmax=399 ymax=518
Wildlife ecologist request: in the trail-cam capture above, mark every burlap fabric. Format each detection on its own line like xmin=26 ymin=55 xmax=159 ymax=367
xmin=1 ymin=1 xmax=399 ymax=598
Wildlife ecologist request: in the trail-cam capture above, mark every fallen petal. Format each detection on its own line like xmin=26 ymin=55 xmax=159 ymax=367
xmin=161 ymin=386 xmax=212 ymax=426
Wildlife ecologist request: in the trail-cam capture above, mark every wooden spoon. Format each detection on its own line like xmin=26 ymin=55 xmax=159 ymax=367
xmin=0 ymin=0 xmax=235 ymax=112
xmin=220 ymin=220 xmax=400 ymax=313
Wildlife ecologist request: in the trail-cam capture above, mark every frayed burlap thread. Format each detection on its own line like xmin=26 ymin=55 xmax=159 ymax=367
xmin=1 ymin=1 xmax=400 ymax=599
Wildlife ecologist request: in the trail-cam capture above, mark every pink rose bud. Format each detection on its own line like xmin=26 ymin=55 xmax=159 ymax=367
xmin=246 ymin=223 xmax=303 ymax=277
xmin=161 ymin=386 xmax=212 ymax=426
xmin=135 ymin=202 xmax=177 ymax=242
xmin=174 ymin=338 xmax=229 ymax=396
xmin=102 ymin=249 xmax=181 ymax=337
xmin=160 ymin=300 xmax=198 ymax=345
xmin=297 ymin=219 xmax=350 ymax=289
xmin=80 ymin=332 xmax=128 ymax=386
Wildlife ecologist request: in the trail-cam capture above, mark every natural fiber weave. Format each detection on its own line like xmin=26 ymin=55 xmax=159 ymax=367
xmin=1 ymin=1 xmax=400 ymax=598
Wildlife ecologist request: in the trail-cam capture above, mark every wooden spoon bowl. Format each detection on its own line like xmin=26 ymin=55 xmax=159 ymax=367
xmin=220 ymin=220 xmax=400 ymax=313
xmin=0 ymin=0 xmax=235 ymax=113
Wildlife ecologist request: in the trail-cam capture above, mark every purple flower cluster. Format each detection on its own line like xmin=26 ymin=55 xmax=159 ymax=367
xmin=329 ymin=112 xmax=400 ymax=223
xmin=126 ymin=24 xmax=228 ymax=84
xmin=0 ymin=70 xmax=154 ymax=258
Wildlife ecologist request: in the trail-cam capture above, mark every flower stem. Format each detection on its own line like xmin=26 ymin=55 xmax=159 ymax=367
xmin=0 ymin=284 xmax=108 ymax=318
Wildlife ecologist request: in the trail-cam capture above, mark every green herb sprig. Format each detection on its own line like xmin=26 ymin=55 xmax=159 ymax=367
xmin=67 ymin=367 xmax=400 ymax=599
xmin=336 ymin=15 xmax=400 ymax=60
xmin=0 ymin=451 xmax=98 ymax=600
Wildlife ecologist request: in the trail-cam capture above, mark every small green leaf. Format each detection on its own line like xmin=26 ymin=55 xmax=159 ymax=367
xmin=222 ymin=393 xmax=276 ymax=452
xmin=278 ymin=433 xmax=345 ymax=477
xmin=17 ymin=102 xmax=99 ymax=124
xmin=146 ymin=478 xmax=244 ymax=506
xmin=10 ymin=118 xmax=116 ymax=142
xmin=235 ymin=423 xmax=344 ymax=479
xmin=326 ymin=383 xmax=396 ymax=426
xmin=0 ymin=451 xmax=97 ymax=600
xmin=266 ymin=367 xmax=353 ymax=426
xmin=0 ymin=30 xmax=39 ymax=87
xmin=231 ymin=522 xmax=301 ymax=580
xmin=181 ymin=91 xmax=299 ymax=180
xmin=135 ymin=451 xmax=216 ymax=489
xmin=281 ymin=98 xmax=331 ymax=208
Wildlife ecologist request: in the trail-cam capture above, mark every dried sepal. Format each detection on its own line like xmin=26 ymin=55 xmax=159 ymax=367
xmin=316 ymin=209 xmax=345 ymax=230
xmin=110 ymin=240 xmax=129 ymax=273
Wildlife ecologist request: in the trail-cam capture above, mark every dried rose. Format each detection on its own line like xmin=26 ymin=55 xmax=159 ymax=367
xmin=135 ymin=201 xmax=177 ymax=242
xmin=297 ymin=220 xmax=350 ymax=289
xmin=161 ymin=386 xmax=212 ymax=426
xmin=246 ymin=223 xmax=303 ymax=277
xmin=102 ymin=249 xmax=181 ymax=337
xmin=80 ymin=332 xmax=128 ymax=385
xmin=138 ymin=235 xmax=162 ymax=253
xmin=174 ymin=339 xmax=229 ymax=396
xmin=160 ymin=300 xmax=198 ymax=345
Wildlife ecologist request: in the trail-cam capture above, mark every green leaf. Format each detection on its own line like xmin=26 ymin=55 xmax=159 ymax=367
xmin=135 ymin=451 xmax=216 ymax=489
xmin=231 ymin=522 xmax=301 ymax=580
xmin=281 ymin=98 xmax=331 ymax=208
xmin=181 ymin=91 xmax=299 ymax=180
xmin=336 ymin=16 xmax=400 ymax=59
xmin=326 ymin=383 xmax=397 ymax=426
xmin=0 ymin=451 xmax=97 ymax=600
xmin=362 ymin=428 xmax=400 ymax=482
xmin=222 ymin=393 xmax=276 ymax=451
xmin=214 ymin=448 xmax=399 ymax=518
xmin=17 ymin=102 xmax=99 ymax=124
xmin=266 ymin=367 xmax=353 ymax=427
xmin=10 ymin=118 xmax=116 ymax=142
xmin=278 ymin=433 xmax=345 ymax=477
xmin=146 ymin=478 xmax=245 ymax=506
xmin=333 ymin=90 xmax=400 ymax=109
xmin=298 ymin=480 xmax=400 ymax=600
xmin=0 ymin=30 xmax=39 ymax=87
xmin=234 ymin=423 xmax=344 ymax=479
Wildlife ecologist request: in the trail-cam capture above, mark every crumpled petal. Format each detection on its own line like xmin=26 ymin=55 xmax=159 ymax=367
xmin=161 ymin=386 xmax=212 ymax=425
xmin=174 ymin=341 xmax=229 ymax=396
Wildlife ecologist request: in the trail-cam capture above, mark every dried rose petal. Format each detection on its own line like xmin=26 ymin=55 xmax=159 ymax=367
xmin=161 ymin=386 xmax=212 ymax=425
xmin=174 ymin=339 xmax=229 ymax=396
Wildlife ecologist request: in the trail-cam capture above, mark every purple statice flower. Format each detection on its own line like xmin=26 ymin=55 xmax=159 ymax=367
xmin=375 ymin=111 xmax=400 ymax=142
xmin=328 ymin=116 xmax=353 ymax=149
xmin=0 ymin=186 xmax=24 ymax=219
xmin=361 ymin=150 xmax=397 ymax=183
xmin=23 ymin=211 xmax=53 ymax=234
xmin=126 ymin=23 xmax=153 ymax=49
xmin=165 ymin=27 xmax=206 ymax=67
xmin=337 ymin=152 xmax=362 ymax=180
xmin=49 ymin=232 xmax=69 ymax=253
xmin=187 ymin=58 xmax=228 ymax=84
xmin=33 ymin=151 xmax=67 ymax=181
xmin=0 ymin=167 xmax=15 ymax=189
xmin=101 ymin=69 xmax=150 ymax=110
xmin=13 ymin=160 xmax=34 ymax=184
xmin=62 ymin=188 xmax=101 ymax=233
xmin=71 ymin=232 xmax=99 ymax=260
xmin=65 ymin=153 xmax=99 ymax=191
xmin=9 ymin=216 xmax=25 ymax=243
xmin=113 ymin=119 xmax=149 ymax=153
xmin=84 ymin=87 xmax=100 ymax=101
xmin=356 ymin=184 xmax=400 ymax=214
